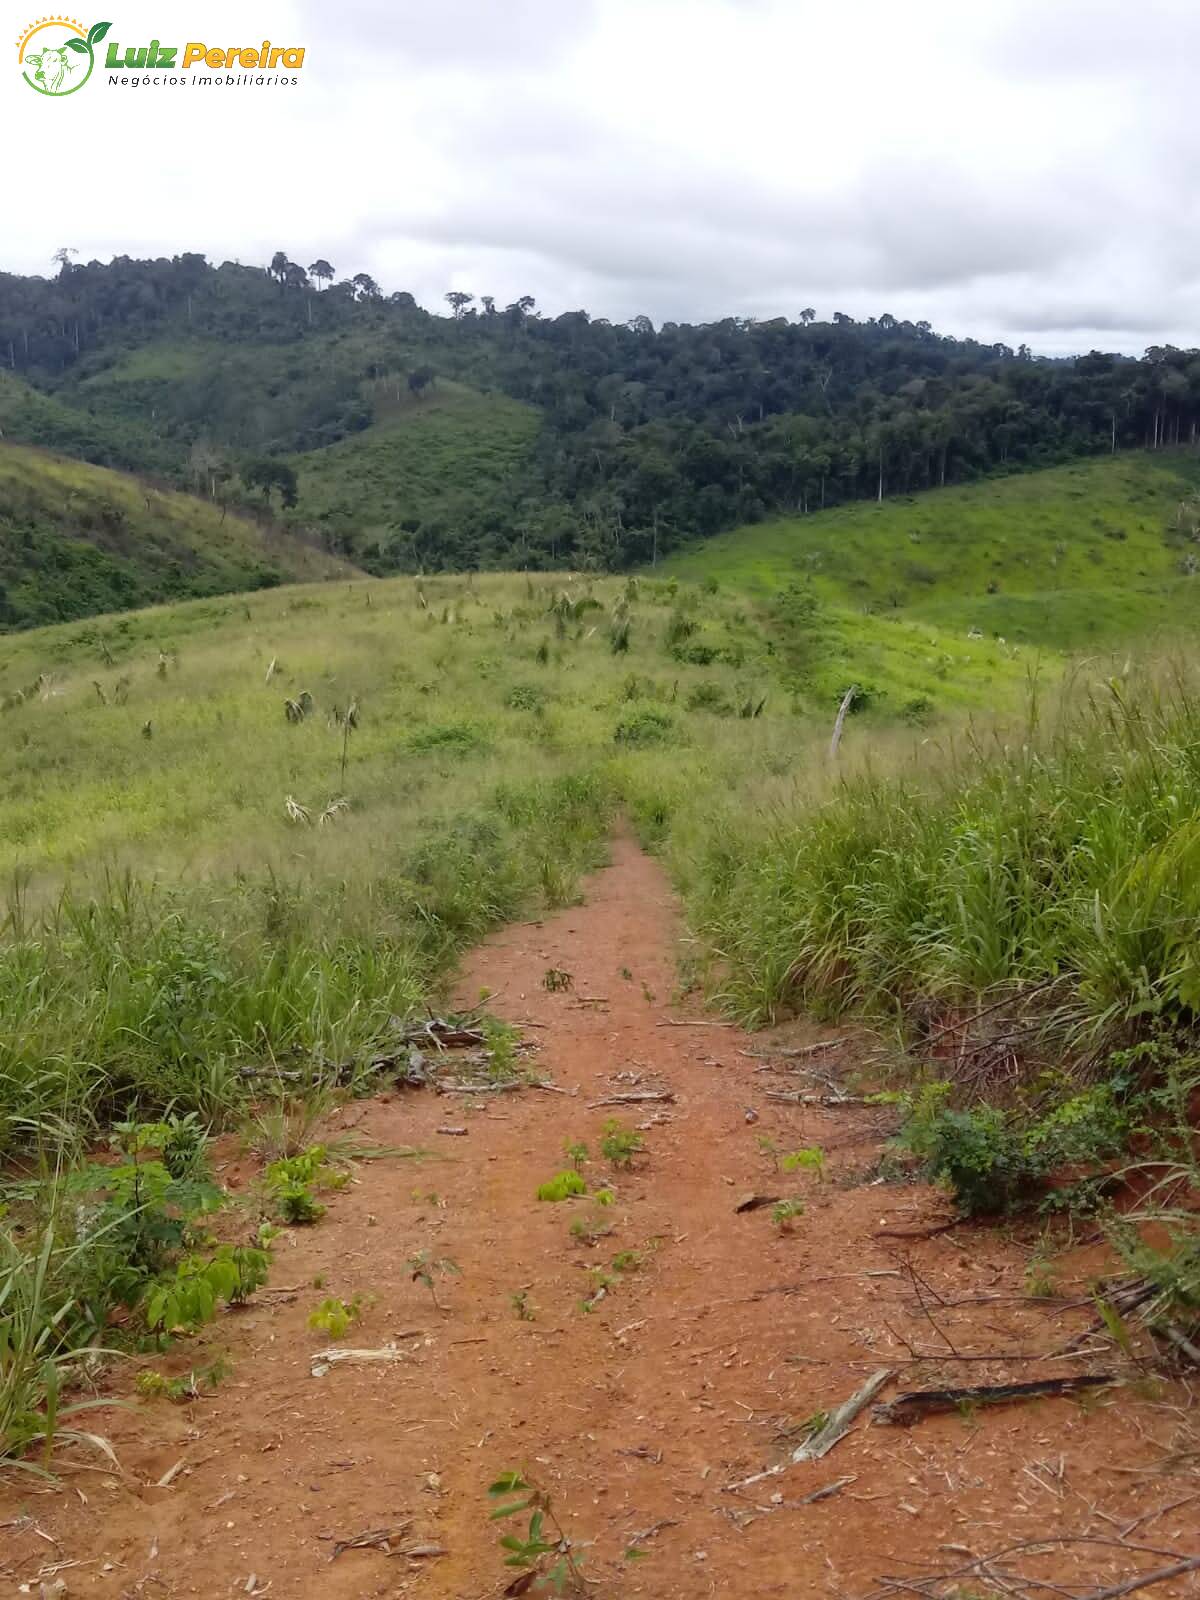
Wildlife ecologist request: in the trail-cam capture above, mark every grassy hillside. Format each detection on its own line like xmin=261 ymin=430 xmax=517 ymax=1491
xmin=291 ymin=382 xmax=541 ymax=567
xmin=0 ymin=443 xmax=354 ymax=630
xmin=663 ymin=452 xmax=1200 ymax=650
xmin=0 ymin=370 xmax=173 ymax=476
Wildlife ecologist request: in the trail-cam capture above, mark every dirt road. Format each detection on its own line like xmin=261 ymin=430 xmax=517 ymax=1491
xmin=2 ymin=834 xmax=1195 ymax=1598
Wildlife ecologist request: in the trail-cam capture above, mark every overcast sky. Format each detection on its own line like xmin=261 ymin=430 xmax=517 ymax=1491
xmin=4 ymin=0 xmax=1196 ymax=354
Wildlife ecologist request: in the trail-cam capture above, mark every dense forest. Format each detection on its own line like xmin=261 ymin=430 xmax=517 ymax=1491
xmin=2 ymin=250 xmax=1199 ymax=571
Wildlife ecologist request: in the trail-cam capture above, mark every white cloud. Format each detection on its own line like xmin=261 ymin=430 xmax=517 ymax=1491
xmin=1 ymin=0 xmax=1194 ymax=354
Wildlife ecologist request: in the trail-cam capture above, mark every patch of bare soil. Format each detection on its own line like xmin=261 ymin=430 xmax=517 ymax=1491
xmin=3 ymin=833 xmax=1197 ymax=1599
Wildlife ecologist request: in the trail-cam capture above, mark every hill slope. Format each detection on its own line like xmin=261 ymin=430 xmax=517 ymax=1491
xmin=8 ymin=251 xmax=1200 ymax=573
xmin=291 ymin=381 xmax=541 ymax=567
xmin=662 ymin=452 xmax=1200 ymax=651
xmin=0 ymin=370 xmax=173 ymax=476
xmin=0 ymin=443 xmax=355 ymax=630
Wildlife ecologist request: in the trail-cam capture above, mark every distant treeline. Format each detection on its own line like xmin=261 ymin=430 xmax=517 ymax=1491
xmin=2 ymin=251 xmax=1198 ymax=569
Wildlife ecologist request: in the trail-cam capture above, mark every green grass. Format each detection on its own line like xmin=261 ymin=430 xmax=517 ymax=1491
xmin=0 ymin=442 xmax=354 ymax=630
xmin=0 ymin=572 xmax=796 ymax=1144
xmin=0 ymin=371 xmax=173 ymax=477
xmin=662 ymin=452 xmax=1200 ymax=651
xmin=684 ymin=666 xmax=1200 ymax=1038
xmin=291 ymin=381 xmax=540 ymax=566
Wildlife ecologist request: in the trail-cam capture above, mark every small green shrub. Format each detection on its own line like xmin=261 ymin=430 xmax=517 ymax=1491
xmin=614 ymin=709 xmax=674 ymax=747
xmin=599 ymin=1120 xmax=644 ymax=1169
xmin=307 ymin=1295 xmax=363 ymax=1339
xmin=145 ymin=1245 xmax=270 ymax=1332
xmin=537 ymin=1171 xmax=588 ymax=1202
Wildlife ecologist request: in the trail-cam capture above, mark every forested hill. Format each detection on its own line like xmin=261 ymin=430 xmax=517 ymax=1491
xmin=2 ymin=250 xmax=1198 ymax=572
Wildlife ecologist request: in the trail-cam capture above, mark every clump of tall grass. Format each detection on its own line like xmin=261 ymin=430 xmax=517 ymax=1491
xmin=0 ymin=771 xmax=613 ymax=1151
xmin=691 ymin=671 xmax=1200 ymax=1061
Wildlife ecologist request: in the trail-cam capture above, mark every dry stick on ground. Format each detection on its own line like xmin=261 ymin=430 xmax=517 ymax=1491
xmin=873 ymin=1220 xmax=962 ymax=1240
xmin=740 ymin=1039 xmax=848 ymax=1061
xmin=766 ymin=1090 xmax=874 ymax=1107
xmin=857 ymin=1535 xmax=1197 ymax=1600
xmin=724 ymin=1369 xmax=895 ymax=1490
xmin=873 ymin=1374 xmax=1115 ymax=1425
xmin=1079 ymin=1556 xmax=1200 ymax=1599
xmin=587 ymin=1091 xmax=676 ymax=1107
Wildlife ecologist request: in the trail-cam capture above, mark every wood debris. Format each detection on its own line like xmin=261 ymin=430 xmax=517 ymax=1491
xmin=794 ymin=1368 xmax=895 ymax=1460
xmin=873 ymin=1373 xmax=1114 ymax=1425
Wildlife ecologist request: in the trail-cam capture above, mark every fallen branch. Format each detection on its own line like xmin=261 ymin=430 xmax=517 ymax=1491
xmin=765 ymin=1091 xmax=874 ymax=1107
xmin=723 ymin=1370 xmax=894 ymax=1491
xmin=1080 ymin=1555 xmax=1200 ymax=1598
xmin=435 ymin=1079 xmax=524 ymax=1095
xmin=799 ymin=1475 xmax=856 ymax=1504
xmin=795 ymin=1368 xmax=895 ymax=1460
xmin=741 ymin=1039 xmax=847 ymax=1061
xmin=873 ymin=1219 xmax=961 ymax=1240
xmin=873 ymin=1373 xmax=1113 ymax=1424
xmin=734 ymin=1193 xmax=781 ymax=1213
xmin=330 ymin=1522 xmax=412 ymax=1561
xmin=588 ymin=1091 xmax=676 ymax=1108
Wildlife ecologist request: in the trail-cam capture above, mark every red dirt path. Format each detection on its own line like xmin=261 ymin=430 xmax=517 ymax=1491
xmin=2 ymin=834 xmax=1197 ymax=1598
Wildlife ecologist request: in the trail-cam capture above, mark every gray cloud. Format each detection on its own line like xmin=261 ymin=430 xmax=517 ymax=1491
xmin=2 ymin=0 xmax=1195 ymax=355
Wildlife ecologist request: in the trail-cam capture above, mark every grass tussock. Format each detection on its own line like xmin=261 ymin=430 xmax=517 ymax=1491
xmin=689 ymin=665 xmax=1200 ymax=1054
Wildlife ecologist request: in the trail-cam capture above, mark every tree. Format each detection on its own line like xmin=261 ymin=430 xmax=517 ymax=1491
xmin=351 ymin=272 xmax=380 ymax=301
xmin=268 ymin=251 xmax=290 ymax=287
xmin=408 ymin=365 xmax=435 ymax=399
xmin=52 ymin=247 xmax=78 ymax=276
xmin=480 ymin=295 xmax=495 ymax=315
xmin=284 ymin=263 xmax=310 ymax=290
xmin=308 ymin=259 xmax=334 ymax=290
xmin=243 ymin=458 xmax=298 ymax=509
xmin=799 ymin=307 xmax=816 ymax=324
xmin=445 ymin=291 xmax=474 ymax=319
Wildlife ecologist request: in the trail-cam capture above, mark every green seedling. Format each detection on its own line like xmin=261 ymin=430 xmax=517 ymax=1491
xmin=136 ymin=1357 xmax=230 ymax=1403
xmin=563 ymin=1140 xmax=589 ymax=1172
xmin=488 ymin=1470 xmax=585 ymax=1594
xmin=781 ymin=1146 xmax=826 ymax=1181
xmin=145 ymin=1244 xmax=270 ymax=1333
xmin=757 ymin=1135 xmax=781 ymax=1171
xmin=619 ymin=966 xmax=633 ymax=981
xmin=600 ymin=1120 xmax=644 ymax=1170
xmin=510 ymin=1289 xmax=536 ymax=1322
xmin=1025 ymin=1255 xmax=1058 ymax=1299
xmin=543 ymin=967 xmax=573 ymax=993
xmin=307 ymin=1295 xmax=364 ymax=1339
xmin=408 ymin=1250 xmax=460 ymax=1311
xmin=537 ymin=1171 xmax=588 ymax=1202
xmin=579 ymin=1268 xmax=617 ymax=1313
xmin=771 ymin=1198 xmax=805 ymax=1231
xmin=640 ymin=982 xmax=656 ymax=1004
xmin=569 ymin=1211 xmax=614 ymax=1246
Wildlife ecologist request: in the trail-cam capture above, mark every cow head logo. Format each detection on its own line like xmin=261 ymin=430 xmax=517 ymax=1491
xmin=17 ymin=17 xmax=110 ymax=95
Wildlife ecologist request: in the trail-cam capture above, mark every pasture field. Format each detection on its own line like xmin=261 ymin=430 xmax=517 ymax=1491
xmin=1 ymin=561 xmax=1198 ymax=1541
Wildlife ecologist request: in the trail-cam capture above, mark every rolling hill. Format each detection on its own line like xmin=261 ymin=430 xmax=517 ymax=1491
xmin=0 ymin=442 xmax=355 ymax=630
xmin=662 ymin=452 xmax=1200 ymax=653
xmin=0 ymin=369 xmax=173 ymax=477
xmin=290 ymin=381 xmax=541 ymax=568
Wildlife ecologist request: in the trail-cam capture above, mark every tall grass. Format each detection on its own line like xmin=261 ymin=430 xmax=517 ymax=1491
xmin=690 ymin=668 xmax=1200 ymax=1056
xmin=0 ymin=770 xmax=613 ymax=1151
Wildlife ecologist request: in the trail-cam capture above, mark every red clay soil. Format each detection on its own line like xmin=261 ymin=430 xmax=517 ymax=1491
xmin=3 ymin=834 xmax=1198 ymax=1599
